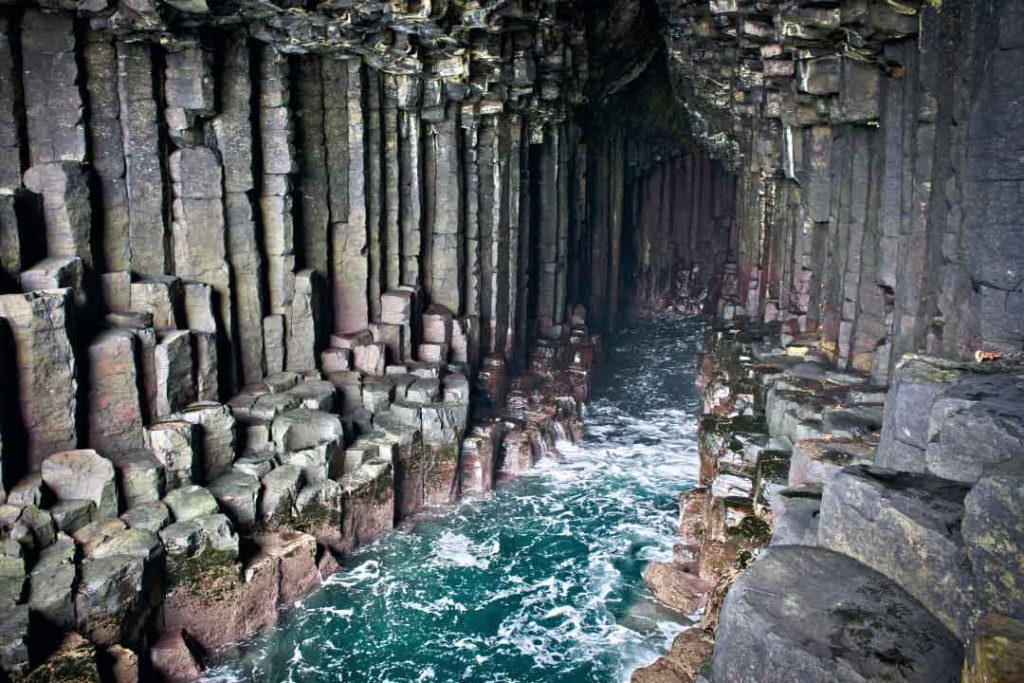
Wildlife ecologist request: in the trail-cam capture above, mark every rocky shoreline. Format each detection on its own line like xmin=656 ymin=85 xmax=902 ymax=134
xmin=0 ymin=292 xmax=599 ymax=682
xmin=634 ymin=319 xmax=1024 ymax=682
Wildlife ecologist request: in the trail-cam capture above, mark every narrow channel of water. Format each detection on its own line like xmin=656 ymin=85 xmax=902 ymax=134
xmin=204 ymin=316 xmax=705 ymax=683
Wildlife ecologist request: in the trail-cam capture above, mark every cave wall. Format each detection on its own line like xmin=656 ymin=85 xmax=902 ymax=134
xmin=635 ymin=0 xmax=1024 ymax=385
xmin=0 ymin=1 xmax=595 ymax=488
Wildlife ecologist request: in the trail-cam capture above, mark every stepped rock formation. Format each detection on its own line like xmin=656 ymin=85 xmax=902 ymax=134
xmin=0 ymin=0 xmax=1020 ymax=680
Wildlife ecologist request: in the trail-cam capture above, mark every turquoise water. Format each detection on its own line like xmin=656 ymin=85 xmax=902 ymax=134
xmin=204 ymin=317 xmax=704 ymax=683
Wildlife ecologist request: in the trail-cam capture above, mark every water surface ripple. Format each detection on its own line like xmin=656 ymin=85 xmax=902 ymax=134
xmin=204 ymin=316 xmax=704 ymax=683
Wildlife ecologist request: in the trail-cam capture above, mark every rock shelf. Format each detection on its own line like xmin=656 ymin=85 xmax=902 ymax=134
xmin=635 ymin=320 xmax=1024 ymax=683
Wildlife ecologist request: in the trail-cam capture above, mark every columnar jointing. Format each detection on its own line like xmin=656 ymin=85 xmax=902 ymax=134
xmin=640 ymin=0 xmax=1023 ymax=385
xmin=0 ymin=2 xmax=605 ymax=680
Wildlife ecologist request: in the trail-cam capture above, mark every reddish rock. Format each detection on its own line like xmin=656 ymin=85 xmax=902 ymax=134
xmin=252 ymin=530 xmax=321 ymax=606
xmin=631 ymin=628 xmax=713 ymax=683
xmin=150 ymin=630 xmax=201 ymax=683
xmin=161 ymin=558 xmax=278 ymax=653
xmin=644 ymin=561 xmax=715 ymax=613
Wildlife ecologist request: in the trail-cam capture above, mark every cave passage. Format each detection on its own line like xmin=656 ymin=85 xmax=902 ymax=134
xmin=202 ymin=317 xmax=705 ymax=682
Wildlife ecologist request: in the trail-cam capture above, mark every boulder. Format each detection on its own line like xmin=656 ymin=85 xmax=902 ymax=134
xmin=818 ymin=465 xmax=974 ymax=639
xmin=155 ymin=331 xmax=195 ymax=419
xmin=769 ymin=488 xmax=820 ymax=547
xmin=294 ymin=480 xmax=344 ymax=553
xmin=710 ymin=472 xmax=754 ymax=500
xmin=422 ymin=305 xmax=452 ymax=344
xmin=380 ymin=289 xmax=412 ymax=325
xmin=361 ymin=376 xmax=393 ymax=412
xmin=422 ymin=439 xmax=460 ymax=506
xmin=6 ymin=475 xmax=45 ymax=508
xmin=50 ymin=499 xmax=96 ymax=534
xmin=821 ymin=405 xmax=883 ymax=438
xmin=631 ymin=628 xmax=713 ymax=683
xmin=232 ymin=450 xmax=277 ymax=479
xmin=325 ymin=374 xmax=362 ymax=418
xmin=159 ymin=513 xmax=239 ymax=587
xmin=262 ymin=371 xmax=300 ymax=394
xmin=163 ymin=486 xmax=219 ymax=522
xmin=924 ymin=373 xmax=1024 ymax=484
xmin=271 ymin=409 xmax=344 ymax=452
xmin=371 ymin=417 xmax=424 ymax=520
xmin=178 ymin=402 xmax=237 ymax=483
xmin=147 ymin=421 xmax=197 ymax=490
xmin=42 ymin=450 xmax=119 ymax=520
xmin=259 ymin=465 xmax=304 ymax=527
xmin=460 ymin=430 xmax=499 ymax=495
xmin=321 ymin=345 xmax=352 ymax=374
xmin=421 ymin=403 xmax=457 ymax=445
xmin=0 ymin=290 xmax=79 ymax=471
xmin=103 ymin=644 xmax=139 ymax=683
xmin=111 ymin=451 xmax=165 ymax=508
xmin=29 ymin=533 xmax=76 ymax=630
xmin=278 ymin=442 xmax=335 ymax=484
xmin=877 ymin=355 xmax=966 ymax=473
xmin=406 ymin=377 xmax=440 ymax=405
xmin=208 ymin=471 xmax=261 ymax=531
xmin=120 ymin=501 xmax=170 ymax=533
xmin=353 ymin=342 xmax=386 ymax=376
xmin=87 ymin=329 xmax=145 ymax=456
xmin=288 ymin=379 xmax=337 ymax=412
xmin=75 ymin=553 xmax=147 ymax=646
xmin=962 ymin=474 xmax=1024 ymax=622
xmin=73 ymin=519 xmax=127 ymax=556
xmin=0 ymin=540 xmax=24 ymax=604
xmin=713 ymin=547 xmax=962 ymax=683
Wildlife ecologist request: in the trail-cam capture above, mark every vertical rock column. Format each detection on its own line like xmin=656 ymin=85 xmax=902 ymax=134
xmin=258 ymin=45 xmax=296 ymax=315
xmin=290 ymin=55 xmax=331 ymax=372
xmin=0 ymin=289 xmax=78 ymax=473
xmin=21 ymin=10 xmax=90 ymax=271
xmin=165 ymin=43 xmax=232 ymax=396
xmin=425 ymin=103 xmax=463 ymax=315
xmin=397 ymin=75 xmax=422 ymax=287
xmin=330 ymin=58 xmax=369 ymax=334
xmin=382 ymin=74 xmax=402 ymax=292
xmin=536 ymin=124 xmax=561 ymax=335
xmin=0 ymin=19 xmax=19 ymax=288
xmin=478 ymin=113 xmax=501 ymax=355
xmin=294 ymin=54 xmax=331 ymax=279
xmin=462 ymin=104 xmax=481 ymax=324
xmin=365 ymin=69 xmax=384 ymax=324
xmin=495 ymin=113 xmax=523 ymax=359
xmin=83 ymin=31 xmax=130 ymax=273
xmin=214 ymin=33 xmax=265 ymax=385
xmin=117 ymin=40 xmax=168 ymax=275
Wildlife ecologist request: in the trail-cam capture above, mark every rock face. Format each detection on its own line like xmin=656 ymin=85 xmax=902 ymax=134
xmin=641 ymin=321 xmax=1024 ymax=682
xmin=0 ymin=0 xmax=1019 ymax=678
xmin=713 ymin=547 xmax=963 ymax=683
xmin=818 ymin=465 xmax=974 ymax=639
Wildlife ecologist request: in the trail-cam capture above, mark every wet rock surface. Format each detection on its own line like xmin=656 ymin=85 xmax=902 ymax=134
xmin=639 ymin=319 xmax=1024 ymax=682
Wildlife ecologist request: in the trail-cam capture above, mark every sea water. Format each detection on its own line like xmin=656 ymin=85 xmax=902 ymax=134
xmin=203 ymin=316 xmax=704 ymax=683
